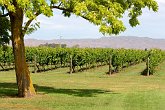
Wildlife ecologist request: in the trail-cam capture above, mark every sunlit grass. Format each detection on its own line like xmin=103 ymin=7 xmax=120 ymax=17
xmin=0 ymin=62 xmax=165 ymax=110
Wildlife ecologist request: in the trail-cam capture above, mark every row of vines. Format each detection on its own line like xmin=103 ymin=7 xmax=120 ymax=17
xmin=0 ymin=46 xmax=165 ymax=75
xmin=24 ymin=47 xmax=148 ymax=73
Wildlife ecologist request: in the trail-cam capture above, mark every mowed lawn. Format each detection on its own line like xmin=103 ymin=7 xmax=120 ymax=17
xmin=0 ymin=62 xmax=165 ymax=110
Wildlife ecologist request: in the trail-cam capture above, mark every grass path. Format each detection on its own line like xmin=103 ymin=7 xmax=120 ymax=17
xmin=0 ymin=62 xmax=165 ymax=110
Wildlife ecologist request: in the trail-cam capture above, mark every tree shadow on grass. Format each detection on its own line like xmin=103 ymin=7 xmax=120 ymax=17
xmin=0 ymin=83 xmax=18 ymax=97
xmin=0 ymin=82 xmax=118 ymax=98
xmin=34 ymin=84 xmax=117 ymax=97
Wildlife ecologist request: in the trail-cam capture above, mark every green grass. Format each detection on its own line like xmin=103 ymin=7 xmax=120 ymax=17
xmin=0 ymin=62 xmax=165 ymax=110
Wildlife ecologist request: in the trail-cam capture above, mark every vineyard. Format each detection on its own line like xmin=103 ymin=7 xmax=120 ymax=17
xmin=0 ymin=46 xmax=165 ymax=75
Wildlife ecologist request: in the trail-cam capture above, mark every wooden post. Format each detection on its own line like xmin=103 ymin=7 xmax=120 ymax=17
xmin=34 ymin=54 xmax=37 ymax=73
xmin=0 ymin=63 xmax=5 ymax=71
xmin=86 ymin=63 xmax=88 ymax=71
xmin=109 ymin=55 xmax=112 ymax=75
xmin=70 ymin=55 xmax=72 ymax=74
xmin=147 ymin=57 xmax=150 ymax=76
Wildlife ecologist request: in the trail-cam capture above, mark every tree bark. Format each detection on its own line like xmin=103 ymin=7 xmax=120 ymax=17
xmin=9 ymin=5 xmax=36 ymax=97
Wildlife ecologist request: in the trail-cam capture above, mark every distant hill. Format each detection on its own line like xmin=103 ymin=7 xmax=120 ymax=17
xmin=24 ymin=36 xmax=165 ymax=50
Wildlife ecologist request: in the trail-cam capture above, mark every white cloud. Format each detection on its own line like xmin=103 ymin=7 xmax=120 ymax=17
xmin=156 ymin=0 xmax=165 ymax=4
xmin=37 ymin=15 xmax=66 ymax=30
xmin=36 ymin=12 xmax=96 ymax=31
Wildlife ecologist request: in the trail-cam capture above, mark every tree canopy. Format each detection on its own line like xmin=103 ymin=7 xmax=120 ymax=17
xmin=0 ymin=0 xmax=158 ymax=35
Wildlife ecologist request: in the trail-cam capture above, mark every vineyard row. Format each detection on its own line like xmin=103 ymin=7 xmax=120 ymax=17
xmin=0 ymin=46 xmax=165 ymax=75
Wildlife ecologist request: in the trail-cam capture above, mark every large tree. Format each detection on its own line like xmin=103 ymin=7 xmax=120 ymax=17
xmin=0 ymin=0 xmax=158 ymax=97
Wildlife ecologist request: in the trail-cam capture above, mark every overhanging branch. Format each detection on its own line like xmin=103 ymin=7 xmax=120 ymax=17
xmin=50 ymin=6 xmax=73 ymax=12
xmin=23 ymin=12 xmax=40 ymax=36
xmin=0 ymin=13 xmax=9 ymax=17
xmin=50 ymin=5 xmax=90 ymax=21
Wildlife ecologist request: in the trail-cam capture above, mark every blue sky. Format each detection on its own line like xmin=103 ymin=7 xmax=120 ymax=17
xmin=26 ymin=0 xmax=165 ymax=40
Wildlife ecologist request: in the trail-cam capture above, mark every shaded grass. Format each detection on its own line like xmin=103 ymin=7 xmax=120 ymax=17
xmin=0 ymin=62 xmax=165 ymax=110
xmin=0 ymin=82 xmax=113 ymax=98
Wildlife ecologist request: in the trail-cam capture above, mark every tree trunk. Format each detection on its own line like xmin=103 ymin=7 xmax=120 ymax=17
xmin=9 ymin=6 xmax=36 ymax=97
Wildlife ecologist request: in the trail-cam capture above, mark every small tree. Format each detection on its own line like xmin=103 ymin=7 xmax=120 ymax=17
xmin=0 ymin=0 xmax=158 ymax=97
xmin=0 ymin=11 xmax=10 ymax=66
xmin=0 ymin=11 xmax=10 ymax=46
